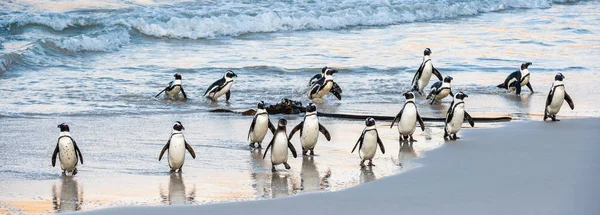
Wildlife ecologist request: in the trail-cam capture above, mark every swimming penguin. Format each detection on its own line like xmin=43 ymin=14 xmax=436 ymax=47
xmin=496 ymin=62 xmax=534 ymax=95
xmin=52 ymin=123 xmax=84 ymax=176
xmin=390 ymin=92 xmax=425 ymax=142
xmin=308 ymin=66 xmax=336 ymax=86
xmin=288 ymin=103 xmax=332 ymax=156
xmin=351 ymin=118 xmax=385 ymax=167
xmin=155 ymin=73 xmax=187 ymax=99
xmin=411 ymin=48 xmax=443 ymax=94
xmin=263 ymin=119 xmax=298 ymax=172
xmin=204 ymin=70 xmax=237 ymax=101
xmin=159 ymin=121 xmax=196 ymax=173
xmin=426 ymin=76 xmax=454 ymax=104
xmin=444 ymin=92 xmax=475 ymax=140
xmin=248 ymin=101 xmax=276 ymax=148
xmin=544 ymin=73 xmax=575 ymax=121
xmin=308 ymin=69 xmax=342 ymax=100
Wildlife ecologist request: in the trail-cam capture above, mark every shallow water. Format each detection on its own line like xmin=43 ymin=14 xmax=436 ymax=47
xmin=1 ymin=0 xmax=600 ymax=213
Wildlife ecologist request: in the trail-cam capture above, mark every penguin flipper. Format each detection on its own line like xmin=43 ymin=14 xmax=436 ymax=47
xmin=526 ymin=82 xmax=534 ymax=93
xmin=309 ymin=84 xmax=321 ymax=99
xmin=288 ymin=121 xmax=303 ymax=140
xmin=546 ymin=86 xmax=554 ymax=107
xmin=416 ymin=112 xmax=425 ymax=131
xmin=351 ymin=130 xmax=366 ymax=153
xmin=155 ymin=88 xmax=167 ymax=98
xmin=184 ymin=141 xmax=196 ymax=159
xmin=263 ymin=139 xmax=274 ymax=159
xmin=390 ymin=109 xmax=404 ymax=129
xmin=331 ymin=82 xmax=342 ymax=100
xmin=52 ymin=142 xmax=59 ymax=167
xmin=226 ymin=90 xmax=231 ymax=101
xmin=445 ymin=101 xmax=455 ymax=123
xmin=318 ymin=123 xmax=331 ymax=141
xmin=268 ymin=120 xmax=276 ymax=134
xmin=514 ymin=80 xmax=522 ymax=95
xmin=564 ymin=91 xmax=575 ymax=110
xmin=464 ymin=111 xmax=475 ymax=127
xmin=159 ymin=140 xmax=171 ymax=161
xmin=449 ymin=90 xmax=454 ymax=97
xmin=70 ymin=137 xmax=83 ymax=165
xmin=376 ymin=130 xmax=385 ymax=154
xmin=288 ymin=141 xmax=298 ymax=158
xmin=204 ymin=78 xmax=224 ymax=97
xmin=248 ymin=115 xmax=257 ymax=141
xmin=432 ymin=66 xmax=443 ymax=81
xmin=180 ymin=87 xmax=187 ymax=99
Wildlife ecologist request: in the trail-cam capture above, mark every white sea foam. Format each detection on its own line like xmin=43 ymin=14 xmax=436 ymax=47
xmin=54 ymin=29 xmax=131 ymax=52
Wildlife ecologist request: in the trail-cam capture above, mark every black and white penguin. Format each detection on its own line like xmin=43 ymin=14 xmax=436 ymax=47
xmin=248 ymin=101 xmax=276 ymax=148
xmin=444 ymin=92 xmax=475 ymax=140
xmin=308 ymin=69 xmax=342 ymax=100
xmin=390 ymin=92 xmax=425 ymax=142
xmin=496 ymin=62 xmax=534 ymax=95
xmin=426 ymin=76 xmax=454 ymax=104
xmin=159 ymin=121 xmax=196 ymax=173
xmin=288 ymin=103 xmax=332 ymax=156
xmin=263 ymin=119 xmax=298 ymax=172
xmin=155 ymin=73 xmax=187 ymax=99
xmin=351 ymin=118 xmax=385 ymax=167
xmin=411 ymin=48 xmax=443 ymax=94
xmin=204 ymin=70 xmax=237 ymax=101
xmin=308 ymin=66 xmax=337 ymax=86
xmin=52 ymin=123 xmax=84 ymax=176
xmin=544 ymin=73 xmax=575 ymax=121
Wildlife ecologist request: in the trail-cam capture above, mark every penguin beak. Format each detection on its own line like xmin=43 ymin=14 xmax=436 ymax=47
xmin=332 ymin=69 xmax=339 ymax=73
xmin=233 ymin=73 xmax=238 ymax=77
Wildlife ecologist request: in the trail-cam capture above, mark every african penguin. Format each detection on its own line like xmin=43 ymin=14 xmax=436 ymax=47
xmin=426 ymin=76 xmax=454 ymax=104
xmin=263 ymin=119 xmax=298 ymax=172
xmin=496 ymin=62 xmax=534 ymax=95
xmin=544 ymin=73 xmax=574 ymax=121
xmin=390 ymin=91 xmax=425 ymax=142
xmin=308 ymin=66 xmax=336 ymax=86
xmin=248 ymin=101 xmax=276 ymax=148
xmin=444 ymin=92 xmax=475 ymax=140
xmin=204 ymin=70 xmax=237 ymax=101
xmin=288 ymin=103 xmax=332 ymax=156
xmin=308 ymin=68 xmax=342 ymax=100
xmin=411 ymin=48 xmax=443 ymax=94
xmin=52 ymin=123 xmax=84 ymax=176
xmin=159 ymin=121 xmax=196 ymax=173
xmin=155 ymin=73 xmax=187 ymax=99
xmin=351 ymin=118 xmax=385 ymax=167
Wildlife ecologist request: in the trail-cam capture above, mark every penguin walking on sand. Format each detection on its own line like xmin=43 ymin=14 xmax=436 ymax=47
xmin=263 ymin=119 xmax=298 ymax=172
xmin=204 ymin=70 xmax=237 ymax=101
xmin=426 ymin=76 xmax=454 ymax=104
xmin=159 ymin=121 xmax=196 ymax=173
xmin=288 ymin=103 xmax=332 ymax=156
xmin=444 ymin=92 xmax=475 ymax=140
xmin=308 ymin=66 xmax=335 ymax=86
xmin=351 ymin=118 xmax=385 ymax=167
xmin=544 ymin=73 xmax=575 ymax=121
xmin=390 ymin=92 xmax=425 ymax=142
xmin=309 ymin=69 xmax=342 ymax=100
xmin=248 ymin=101 xmax=276 ymax=148
xmin=497 ymin=62 xmax=534 ymax=95
xmin=155 ymin=73 xmax=187 ymax=99
xmin=411 ymin=48 xmax=443 ymax=94
xmin=52 ymin=123 xmax=84 ymax=176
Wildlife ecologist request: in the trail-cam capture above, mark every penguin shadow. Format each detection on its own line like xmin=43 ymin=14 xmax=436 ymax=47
xmin=300 ymin=156 xmax=332 ymax=193
xmin=359 ymin=166 xmax=376 ymax=184
xmin=160 ymin=172 xmax=196 ymax=205
xmin=52 ymin=176 xmax=83 ymax=213
xmin=249 ymin=149 xmax=272 ymax=199
xmin=397 ymin=141 xmax=417 ymax=167
xmin=271 ymin=172 xmax=291 ymax=198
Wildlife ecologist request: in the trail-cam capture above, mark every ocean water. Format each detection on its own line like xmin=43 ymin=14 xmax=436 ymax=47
xmin=1 ymin=0 xmax=599 ymax=213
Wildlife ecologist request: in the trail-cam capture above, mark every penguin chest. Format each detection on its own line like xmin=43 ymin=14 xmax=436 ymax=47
xmin=398 ymin=104 xmax=418 ymax=135
xmin=521 ymin=75 xmax=530 ymax=86
xmin=251 ymin=115 xmax=269 ymax=143
xmin=168 ymin=135 xmax=186 ymax=169
xmin=301 ymin=117 xmax=319 ymax=149
xmin=271 ymin=133 xmax=289 ymax=165
xmin=447 ymin=105 xmax=465 ymax=134
xmin=58 ymin=138 xmax=77 ymax=171
xmin=360 ymin=131 xmax=378 ymax=160
xmin=315 ymin=82 xmax=333 ymax=98
xmin=548 ymin=87 xmax=565 ymax=114
xmin=436 ymin=88 xmax=450 ymax=100
xmin=166 ymin=86 xmax=181 ymax=97
xmin=418 ymin=63 xmax=433 ymax=89
xmin=213 ymin=82 xmax=233 ymax=99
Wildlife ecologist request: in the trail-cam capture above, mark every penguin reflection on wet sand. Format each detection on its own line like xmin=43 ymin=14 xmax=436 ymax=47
xmin=351 ymin=118 xmax=385 ymax=167
xmin=204 ymin=70 xmax=237 ymax=102
xmin=390 ymin=92 xmax=425 ymax=142
xmin=159 ymin=121 xmax=196 ymax=173
xmin=160 ymin=172 xmax=196 ymax=205
xmin=248 ymin=101 xmax=276 ymax=148
xmin=308 ymin=68 xmax=342 ymax=101
xmin=444 ymin=92 xmax=475 ymax=140
xmin=544 ymin=73 xmax=575 ymax=121
xmin=263 ymin=119 xmax=298 ymax=172
xmin=271 ymin=173 xmax=291 ymax=198
xmin=497 ymin=62 xmax=534 ymax=95
xmin=397 ymin=141 xmax=417 ymax=167
xmin=359 ymin=166 xmax=376 ymax=183
xmin=52 ymin=123 xmax=84 ymax=176
xmin=411 ymin=48 xmax=443 ymax=95
xmin=52 ymin=176 xmax=82 ymax=212
xmin=301 ymin=156 xmax=331 ymax=192
xmin=155 ymin=73 xmax=187 ymax=99
xmin=288 ymin=103 xmax=331 ymax=156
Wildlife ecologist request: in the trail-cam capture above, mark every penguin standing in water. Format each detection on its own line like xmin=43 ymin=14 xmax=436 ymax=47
xmin=204 ymin=70 xmax=237 ymax=101
xmin=248 ymin=101 xmax=276 ymax=148
xmin=155 ymin=73 xmax=187 ymax=99
xmin=308 ymin=66 xmax=334 ymax=86
xmin=263 ymin=119 xmax=298 ymax=172
xmin=52 ymin=123 xmax=84 ymax=176
xmin=411 ymin=48 xmax=443 ymax=94
xmin=159 ymin=121 xmax=196 ymax=173
xmin=390 ymin=92 xmax=425 ymax=142
xmin=497 ymin=62 xmax=534 ymax=95
xmin=308 ymin=69 xmax=342 ymax=100
xmin=544 ymin=73 xmax=575 ymax=121
xmin=426 ymin=76 xmax=454 ymax=104
xmin=288 ymin=103 xmax=332 ymax=156
xmin=444 ymin=92 xmax=475 ymax=140
xmin=351 ymin=118 xmax=385 ymax=167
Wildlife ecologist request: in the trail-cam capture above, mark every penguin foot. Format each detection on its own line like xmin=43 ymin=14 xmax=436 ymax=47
xmin=368 ymin=160 xmax=375 ymax=166
xmin=62 ymin=170 xmax=66 ymax=176
xmin=310 ymin=150 xmax=315 ymax=156
xmin=283 ymin=162 xmax=291 ymax=170
xmin=256 ymin=144 xmax=262 ymax=149
xmin=302 ymin=150 xmax=308 ymax=156
xmin=360 ymin=161 xmax=366 ymax=167
xmin=72 ymin=168 xmax=78 ymax=176
xmin=170 ymin=170 xmax=176 ymax=174
xmin=249 ymin=143 xmax=255 ymax=148
xmin=409 ymin=136 xmax=417 ymax=142
xmin=271 ymin=165 xmax=276 ymax=172
xmin=178 ymin=168 xmax=183 ymax=173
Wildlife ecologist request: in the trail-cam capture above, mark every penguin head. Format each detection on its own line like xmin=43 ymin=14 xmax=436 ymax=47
xmin=174 ymin=73 xmax=182 ymax=80
xmin=365 ymin=117 xmax=376 ymax=127
xmin=57 ymin=123 xmax=70 ymax=132
xmin=424 ymin=48 xmax=432 ymax=56
xmin=455 ymin=92 xmax=468 ymax=100
xmin=325 ymin=69 xmax=337 ymax=76
xmin=555 ymin=73 xmax=565 ymax=81
xmin=173 ymin=121 xmax=185 ymax=131
xmin=277 ymin=118 xmax=287 ymax=127
xmin=225 ymin=70 xmax=237 ymax=78
xmin=520 ymin=62 xmax=532 ymax=70
xmin=257 ymin=101 xmax=265 ymax=109
xmin=306 ymin=103 xmax=317 ymax=113
xmin=321 ymin=66 xmax=328 ymax=74
xmin=403 ymin=91 xmax=415 ymax=100
xmin=443 ymin=76 xmax=453 ymax=83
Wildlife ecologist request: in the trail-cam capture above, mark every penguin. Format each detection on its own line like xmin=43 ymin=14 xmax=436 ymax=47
xmin=544 ymin=73 xmax=575 ymax=121
xmin=288 ymin=103 xmax=332 ymax=156
xmin=263 ymin=119 xmax=298 ymax=172
xmin=351 ymin=118 xmax=385 ymax=167
xmin=411 ymin=48 xmax=443 ymax=94
xmin=496 ymin=62 xmax=534 ymax=95
xmin=426 ymin=76 xmax=454 ymax=104
xmin=52 ymin=123 xmax=84 ymax=176
xmin=204 ymin=70 xmax=237 ymax=101
xmin=444 ymin=92 xmax=475 ymax=140
xmin=159 ymin=121 xmax=196 ymax=173
xmin=155 ymin=73 xmax=187 ymax=99
xmin=248 ymin=101 xmax=276 ymax=148
xmin=308 ymin=69 xmax=342 ymax=100
xmin=308 ymin=66 xmax=334 ymax=86
xmin=390 ymin=92 xmax=425 ymax=142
